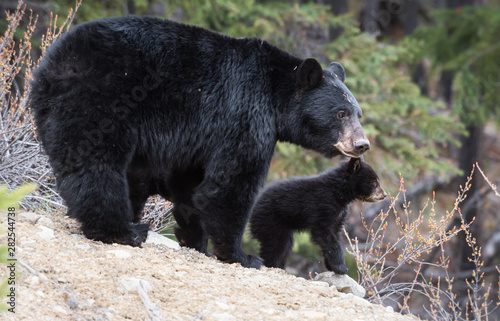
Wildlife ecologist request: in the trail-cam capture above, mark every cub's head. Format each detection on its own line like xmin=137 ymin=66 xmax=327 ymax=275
xmin=343 ymin=157 xmax=386 ymax=203
xmin=286 ymin=58 xmax=369 ymax=158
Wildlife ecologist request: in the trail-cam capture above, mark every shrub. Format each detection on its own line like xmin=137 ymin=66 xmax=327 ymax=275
xmin=348 ymin=164 xmax=500 ymax=320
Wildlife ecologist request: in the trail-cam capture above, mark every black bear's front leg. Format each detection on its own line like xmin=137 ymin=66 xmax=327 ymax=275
xmin=172 ymin=203 xmax=208 ymax=254
xmin=311 ymin=226 xmax=348 ymax=274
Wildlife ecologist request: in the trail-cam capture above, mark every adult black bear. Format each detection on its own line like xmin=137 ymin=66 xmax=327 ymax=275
xmin=30 ymin=16 xmax=370 ymax=268
xmin=250 ymin=158 xmax=386 ymax=274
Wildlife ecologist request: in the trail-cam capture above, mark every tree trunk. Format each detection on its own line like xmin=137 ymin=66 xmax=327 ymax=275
xmin=323 ymin=0 xmax=348 ymax=15
xmin=446 ymin=0 xmax=475 ymax=7
xmin=318 ymin=0 xmax=348 ymax=40
xmin=362 ymin=0 xmax=380 ymax=35
xmin=456 ymin=123 xmax=484 ymax=272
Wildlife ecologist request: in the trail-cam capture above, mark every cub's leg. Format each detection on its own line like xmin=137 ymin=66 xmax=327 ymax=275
xmin=311 ymin=227 xmax=348 ymax=274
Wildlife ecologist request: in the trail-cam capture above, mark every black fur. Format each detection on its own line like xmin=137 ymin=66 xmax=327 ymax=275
xmin=30 ymin=16 xmax=369 ymax=268
xmin=250 ymin=158 xmax=386 ymax=274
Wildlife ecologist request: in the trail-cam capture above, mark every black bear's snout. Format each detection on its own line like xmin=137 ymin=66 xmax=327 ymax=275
xmin=354 ymin=139 xmax=370 ymax=153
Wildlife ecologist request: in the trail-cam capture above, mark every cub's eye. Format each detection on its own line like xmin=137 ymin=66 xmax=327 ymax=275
xmin=337 ymin=111 xmax=346 ymax=119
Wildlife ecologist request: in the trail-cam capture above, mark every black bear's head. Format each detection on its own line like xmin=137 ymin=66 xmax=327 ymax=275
xmin=344 ymin=157 xmax=386 ymax=203
xmin=284 ymin=58 xmax=370 ymax=158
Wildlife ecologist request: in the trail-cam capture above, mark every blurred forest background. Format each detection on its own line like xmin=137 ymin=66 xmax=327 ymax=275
xmin=1 ymin=0 xmax=500 ymax=318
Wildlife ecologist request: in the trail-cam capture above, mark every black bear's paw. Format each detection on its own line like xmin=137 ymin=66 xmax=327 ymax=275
xmin=174 ymin=226 xmax=208 ymax=253
xmin=325 ymin=261 xmax=349 ymax=275
xmin=218 ymin=252 xmax=263 ymax=269
xmin=129 ymin=223 xmax=150 ymax=246
xmin=83 ymin=223 xmax=150 ymax=247
xmin=244 ymin=255 xmax=264 ymax=269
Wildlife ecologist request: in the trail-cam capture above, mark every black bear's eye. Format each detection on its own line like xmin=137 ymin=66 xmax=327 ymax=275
xmin=337 ymin=111 xmax=346 ymax=119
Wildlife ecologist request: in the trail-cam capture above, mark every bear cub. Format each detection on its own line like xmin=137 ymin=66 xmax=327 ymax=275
xmin=250 ymin=158 xmax=386 ymax=274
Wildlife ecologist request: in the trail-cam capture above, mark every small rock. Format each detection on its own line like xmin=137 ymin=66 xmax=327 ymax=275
xmin=174 ymin=271 xmax=187 ymax=278
xmin=79 ymin=299 xmax=95 ymax=309
xmin=299 ymin=310 xmax=328 ymax=320
xmin=37 ymin=226 xmax=55 ymax=241
xmin=106 ymin=250 xmax=132 ymax=259
xmin=212 ymin=313 xmax=236 ymax=321
xmin=348 ymin=293 xmax=372 ymax=307
xmin=21 ymin=240 xmax=37 ymax=246
xmin=71 ymin=234 xmax=85 ymax=238
xmin=39 ymin=274 xmax=48 ymax=282
xmin=57 ymin=277 xmax=69 ymax=283
xmin=18 ymin=212 xmax=41 ymax=224
xmin=53 ymin=305 xmax=68 ymax=315
xmin=260 ymin=308 xmax=276 ymax=315
xmin=75 ymin=243 xmax=92 ymax=250
xmin=35 ymin=290 xmax=45 ymax=298
xmin=314 ymin=272 xmax=366 ymax=298
xmin=307 ymin=286 xmax=332 ymax=297
xmin=145 ymin=231 xmax=181 ymax=250
xmin=285 ymin=310 xmax=298 ymax=319
xmin=120 ymin=277 xmax=152 ymax=293
xmin=215 ymin=299 xmax=230 ymax=311
xmin=36 ymin=216 xmax=55 ymax=228
xmin=67 ymin=297 xmax=78 ymax=309
xmin=309 ymin=281 xmax=330 ymax=287
xmin=27 ymin=276 xmax=39 ymax=286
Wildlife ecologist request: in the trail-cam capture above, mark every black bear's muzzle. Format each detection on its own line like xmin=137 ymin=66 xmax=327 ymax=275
xmin=354 ymin=139 xmax=370 ymax=154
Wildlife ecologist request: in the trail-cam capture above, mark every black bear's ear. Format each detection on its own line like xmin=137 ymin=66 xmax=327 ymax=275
xmin=348 ymin=157 xmax=362 ymax=173
xmin=297 ymin=58 xmax=323 ymax=90
xmin=328 ymin=62 xmax=345 ymax=82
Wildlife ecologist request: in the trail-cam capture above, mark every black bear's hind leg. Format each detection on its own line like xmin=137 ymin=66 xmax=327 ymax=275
xmin=62 ymin=167 xmax=149 ymax=247
xmin=127 ymin=156 xmax=154 ymax=223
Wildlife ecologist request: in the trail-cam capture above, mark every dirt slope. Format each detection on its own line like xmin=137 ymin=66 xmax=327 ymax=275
xmin=0 ymin=212 xmax=419 ymax=321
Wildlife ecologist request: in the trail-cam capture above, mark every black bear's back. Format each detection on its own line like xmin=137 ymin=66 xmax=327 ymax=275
xmin=30 ymin=16 xmax=278 ymax=166
xmin=31 ymin=16 xmax=242 ymax=107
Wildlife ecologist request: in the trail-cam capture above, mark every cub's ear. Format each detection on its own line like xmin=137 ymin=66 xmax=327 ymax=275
xmin=328 ymin=62 xmax=345 ymax=82
xmin=297 ymin=58 xmax=323 ymax=90
xmin=348 ymin=157 xmax=362 ymax=173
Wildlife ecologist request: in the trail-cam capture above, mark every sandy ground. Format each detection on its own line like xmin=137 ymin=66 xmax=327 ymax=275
xmin=0 ymin=211 xmax=419 ymax=321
